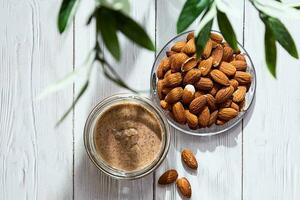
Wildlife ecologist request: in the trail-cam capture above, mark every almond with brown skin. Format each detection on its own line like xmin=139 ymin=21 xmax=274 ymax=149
xmin=176 ymin=177 xmax=192 ymax=198
xmin=181 ymin=149 xmax=198 ymax=169
xmin=206 ymin=94 xmax=217 ymax=111
xmin=202 ymin=39 xmax=213 ymax=58
xmin=172 ymin=102 xmax=186 ymax=124
xmin=160 ymin=100 xmax=169 ymax=110
xmin=215 ymin=86 xmax=234 ymax=103
xmin=189 ymin=96 xmax=207 ymax=114
xmin=185 ymin=110 xmax=198 ymax=129
xmin=239 ymin=99 xmax=246 ymax=111
xmin=231 ymin=60 xmax=247 ymax=71
xmin=219 ymin=62 xmax=236 ymax=77
xmin=211 ymin=39 xmax=218 ymax=48
xmin=233 ymin=86 xmax=247 ymax=103
xmin=183 ymin=68 xmax=201 ymax=85
xmin=211 ymin=44 xmax=224 ymax=67
xmin=181 ymin=57 xmax=197 ymax=72
xmin=216 ymin=119 xmax=225 ymax=125
xmin=195 ymin=77 xmax=213 ymax=91
xmin=162 ymin=87 xmax=171 ymax=95
xmin=229 ymin=79 xmax=239 ymax=90
xmin=182 ymin=38 xmax=196 ymax=55
xmin=208 ymin=110 xmax=218 ymax=126
xmin=182 ymin=84 xmax=195 ymax=105
xmin=164 ymin=72 xmax=182 ymax=88
xmin=231 ymin=102 xmax=239 ymax=111
xmin=170 ymin=53 xmax=189 ymax=72
xmin=198 ymin=106 xmax=210 ymax=127
xmin=156 ymin=57 xmax=170 ymax=79
xmin=166 ymin=50 xmax=176 ymax=57
xmin=218 ymin=108 xmax=238 ymax=121
xmin=164 ymin=69 xmax=172 ymax=78
xmin=195 ymin=91 xmax=205 ymax=98
xmin=210 ymin=69 xmax=230 ymax=86
xmin=234 ymin=71 xmax=252 ymax=84
xmin=219 ymin=99 xmax=233 ymax=108
xmin=165 ymin=87 xmax=183 ymax=104
xmin=235 ymin=54 xmax=246 ymax=61
xmin=209 ymin=84 xmax=219 ymax=96
xmin=171 ymin=41 xmax=186 ymax=52
xmin=158 ymin=169 xmax=178 ymax=185
xmin=199 ymin=57 xmax=213 ymax=76
xmin=186 ymin=32 xmax=194 ymax=41
xmin=157 ymin=80 xmax=165 ymax=99
xmin=210 ymin=32 xmax=223 ymax=43
xmin=223 ymin=46 xmax=234 ymax=61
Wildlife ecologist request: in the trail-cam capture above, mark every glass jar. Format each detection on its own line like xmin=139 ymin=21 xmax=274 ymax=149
xmin=84 ymin=94 xmax=170 ymax=179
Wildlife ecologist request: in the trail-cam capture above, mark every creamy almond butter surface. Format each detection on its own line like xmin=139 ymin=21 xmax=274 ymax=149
xmin=94 ymin=102 xmax=163 ymax=172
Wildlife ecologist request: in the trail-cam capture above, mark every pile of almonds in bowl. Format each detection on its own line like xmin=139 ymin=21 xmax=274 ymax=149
xmin=155 ymin=31 xmax=253 ymax=131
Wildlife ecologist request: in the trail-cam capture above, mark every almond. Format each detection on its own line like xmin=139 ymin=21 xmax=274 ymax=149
xmin=198 ymin=106 xmax=210 ymax=127
xmin=166 ymin=50 xmax=176 ymax=57
xmin=160 ymin=100 xmax=169 ymax=110
xmin=165 ymin=87 xmax=183 ymax=104
xmin=185 ymin=110 xmax=198 ymax=129
xmin=182 ymin=38 xmax=196 ymax=55
xmin=239 ymin=99 xmax=246 ymax=111
xmin=215 ymin=86 xmax=234 ymax=103
xmin=211 ymin=44 xmax=223 ymax=67
xmin=211 ymin=39 xmax=218 ymax=48
xmin=158 ymin=169 xmax=178 ymax=185
xmin=233 ymin=86 xmax=247 ymax=103
xmin=202 ymin=39 xmax=213 ymax=58
xmin=164 ymin=69 xmax=172 ymax=78
xmin=216 ymin=119 xmax=225 ymax=125
xmin=181 ymin=149 xmax=198 ymax=169
xmin=199 ymin=57 xmax=213 ymax=76
xmin=195 ymin=91 xmax=205 ymax=98
xmin=181 ymin=57 xmax=197 ymax=72
xmin=162 ymin=87 xmax=171 ymax=95
xmin=210 ymin=69 xmax=230 ymax=86
xmin=210 ymin=32 xmax=223 ymax=43
xmin=219 ymin=99 xmax=233 ymax=108
xmin=235 ymin=54 xmax=246 ymax=61
xmin=186 ymin=32 xmax=194 ymax=41
xmin=223 ymin=46 xmax=234 ymax=61
xmin=164 ymin=72 xmax=182 ymax=88
xmin=176 ymin=177 xmax=192 ymax=198
xmin=157 ymin=80 xmax=165 ymax=99
xmin=182 ymin=84 xmax=195 ymax=105
xmin=209 ymin=84 xmax=219 ymax=96
xmin=231 ymin=60 xmax=247 ymax=71
xmin=208 ymin=110 xmax=218 ymax=126
xmin=195 ymin=77 xmax=213 ymax=91
xmin=218 ymin=108 xmax=238 ymax=121
xmin=229 ymin=79 xmax=239 ymax=90
xmin=183 ymin=68 xmax=201 ymax=85
xmin=231 ymin=102 xmax=239 ymax=111
xmin=219 ymin=62 xmax=236 ymax=77
xmin=234 ymin=71 xmax=252 ymax=84
xmin=170 ymin=53 xmax=189 ymax=72
xmin=172 ymin=102 xmax=186 ymax=124
xmin=189 ymin=96 xmax=207 ymax=114
xmin=206 ymin=94 xmax=217 ymax=111
xmin=171 ymin=41 xmax=186 ymax=52
xmin=156 ymin=57 xmax=170 ymax=79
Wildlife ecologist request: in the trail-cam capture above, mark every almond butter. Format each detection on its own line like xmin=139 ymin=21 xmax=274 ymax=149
xmin=231 ymin=60 xmax=247 ymax=71
xmin=199 ymin=57 xmax=213 ymax=76
xmin=170 ymin=53 xmax=189 ymax=72
xmin=208 ymin=110 xmax=218 ymax=126
xmin=158 ymin=169 xmax=178 ymax=185
xmin=211 ymin=44 xmax=223 ymax=67
xmin=181 ymin=57 xmax=197 ymax=72
xmin=218 ymin=108 xmax=238 ymax=121
xmin=215 ymin=86 xmax=234 ymax=103
xmin=219 ymin=62 xmax=236 ymax=77
xmin=164 ymin=72 xmax=182 ymax=88
xmin=182 ymin=38 xmax=196 ymax=55
xmin=172 ymin=102 xmax=186 ymax=124
xmin=206 ymin=94 xmax=217 ymax=111
xmin=165 ymin=87 xmax=183 ymax=104
xmin=195 ymin=77 xmax=213 ymax=91
xmin=160 ymin=100 xmax=169 ymax=110
xmin=182 ymin=84 xmax=195 ymax=105
xmin=198 ymin=106 xmax=210 ymax=127
xmin=202 ymin=39 xmax=213 ymax=58
xmin=183 ymin=68 xmax=201 ymax=85
xmin=185 ymin=110 xmax=198 ymax=129
xmin=234 ymin=71 xmax=252 ymax=84
xmin=171 ymin=41 xmax=186 ymax=52
xmin=229 ymin=79 xmax=239 ymax=90
xmin=231 ymin=102 xmax=239 ymax=111
xmin=233 ymin=86 xmax=247 ymax=103
xmin=210 ymin=32 xmax=223 ymax=43
xmin=223 ymin=46 xmax=234 ymax=62
xmin=181 ymin=149 xmax=198 ymax=169
xmin=189 ymin=96 xmax=207 ymax=114
xmin=210 ymin=69 xmax=230 ymax=86
xmin=176 ymin=177 xmax=192 ymax=198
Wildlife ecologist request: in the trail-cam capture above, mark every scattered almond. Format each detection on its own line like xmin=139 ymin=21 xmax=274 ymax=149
xmin=176 ymin=177 xmax=192 ymax=198
xmin=158 ymin=169 xmax=178 ymax=185
xmin=181 ymin=149 xmax=198 ymax=169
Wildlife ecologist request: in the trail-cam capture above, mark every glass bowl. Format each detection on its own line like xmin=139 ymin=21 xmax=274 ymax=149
xmin=150 ymin=30 xmax=256 ymax=136
xmin=84 ymin=94 xmax=170 ymax=179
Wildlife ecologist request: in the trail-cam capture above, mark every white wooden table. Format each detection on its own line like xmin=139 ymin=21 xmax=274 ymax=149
xmin=1 ymin=0 xmax=300 ymax=199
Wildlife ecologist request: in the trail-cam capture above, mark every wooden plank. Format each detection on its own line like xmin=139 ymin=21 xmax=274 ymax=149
xmin=73 ymin=0 xmax=156 ymax=199
xmin=0 ymin=0 xmax=73 ymax=199
xmin=243 ymin=1 xmax=300 ymax=199
xmin=155 ymin=1 xmax=244 ymax=199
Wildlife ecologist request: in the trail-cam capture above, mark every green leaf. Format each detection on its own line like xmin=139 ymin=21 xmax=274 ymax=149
xmin=114 ymin=10 xmax=155 ymax=51
xmin=58 ymin=0 xmax=79 ymax=33
xmin=176 ymin=0 xmax=210 ymax=33
xmin=96 ymin=7 xmax=120 ymax=60
xmin=217 ymin=9 xmax=238 ymax=51
xmin=264 ymin=24 xmax=277 ymax=78
xmin=195 ymin=19 xmax=213 ymax=58
xmin=56 ymin=81 xmax=89 ymax=127
xmin=262 ymin=15 xmax=298 ymax=59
